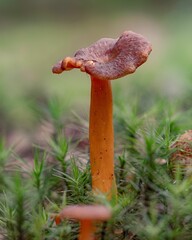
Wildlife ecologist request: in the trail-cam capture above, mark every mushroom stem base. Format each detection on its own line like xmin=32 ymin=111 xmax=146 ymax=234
xmin=89 ymin=77 xmax=117 ymax=198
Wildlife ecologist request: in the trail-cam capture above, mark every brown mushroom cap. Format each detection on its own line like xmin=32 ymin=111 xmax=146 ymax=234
xmin=59 ymin=205 xmax=112 ymax=221
xmin=170 ymin=130 xmax=192 ymax=175
xmin=52 ymin=31 xmax=152 ymax=80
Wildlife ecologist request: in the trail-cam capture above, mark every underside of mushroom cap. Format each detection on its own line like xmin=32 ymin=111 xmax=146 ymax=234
xmin=52 ymin=31 xmax=152 ymax=80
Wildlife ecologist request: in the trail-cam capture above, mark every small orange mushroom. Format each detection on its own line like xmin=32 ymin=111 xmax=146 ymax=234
xmin=55 ymin=205 xmax=111 ymax=240
xmin=52 ymin=31 xmax=152 ymax=197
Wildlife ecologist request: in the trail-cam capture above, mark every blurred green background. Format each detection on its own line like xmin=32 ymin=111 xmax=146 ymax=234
xmin=0 ymin=0 xmax=192 ymax=136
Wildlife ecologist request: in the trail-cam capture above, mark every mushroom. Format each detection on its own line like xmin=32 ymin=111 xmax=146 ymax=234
xmin=52 ymin=31 xmax=152 ymax=197
xmin=170 ymin=130 xmax=192 ymax=176
xmin=55 ymin=205 xmax=111 ymax=240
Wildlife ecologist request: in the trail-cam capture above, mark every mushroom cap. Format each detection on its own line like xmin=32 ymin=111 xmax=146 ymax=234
xmin=59 ymin=205 xmax=112 ymax=221
xmin=170 ymin=130 xmax=192 ymax=175
xmin=52 ymin=31 xmax=152 ymax=80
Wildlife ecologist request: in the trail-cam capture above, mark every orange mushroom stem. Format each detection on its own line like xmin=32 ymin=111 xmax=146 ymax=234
xmin=90 ymin=77 xmax=115 ymax=195
xmin=55 ymin=205 xmax=111 ymax=240
xmin=52 ymin=31 xmax=152 ymax=198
